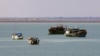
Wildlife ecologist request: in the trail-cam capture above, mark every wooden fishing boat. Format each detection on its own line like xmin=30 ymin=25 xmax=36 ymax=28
xmin=48 ymin=24 xmax=66 ymax=34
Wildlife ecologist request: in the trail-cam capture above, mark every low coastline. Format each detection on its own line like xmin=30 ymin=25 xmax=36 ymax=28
xmin=0 ymin=21 xmax=99 ymax=23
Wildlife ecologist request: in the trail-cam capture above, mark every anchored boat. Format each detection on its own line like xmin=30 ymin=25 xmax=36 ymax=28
xmin=48 ymin=24 xmax=66 ymax=34
xmin=28 ymin=37 xmax=39 ymax=45
xmin=12 ymin=33 xmax=23 ymax=40
xmin=64 ymin=28 xmax=87 ymax=37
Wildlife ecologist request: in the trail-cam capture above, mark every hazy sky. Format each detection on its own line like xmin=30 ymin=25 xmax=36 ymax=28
xmin=0 ymin=0 xmax=100 ymax=17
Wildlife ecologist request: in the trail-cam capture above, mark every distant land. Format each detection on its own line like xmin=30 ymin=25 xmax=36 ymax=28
xmin=0 ymin=17 xmax=100 ymax=23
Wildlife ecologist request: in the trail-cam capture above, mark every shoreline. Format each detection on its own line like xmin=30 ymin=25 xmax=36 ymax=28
xmin=0 ymin=21 xmax=99 ymax=23
xmin=0 ymin=21 xmax=100 ymax=25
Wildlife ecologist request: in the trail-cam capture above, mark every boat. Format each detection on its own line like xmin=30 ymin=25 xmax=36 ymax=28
xmin=12 ymin=33 xmax=23 ymax=40
xmin=64 ymin=28 xmax=87 ymax=37
xmin=28 ymin=37 xmax=39 ymax=45
xmin=48 ymin=24 xmax=66 ymax=34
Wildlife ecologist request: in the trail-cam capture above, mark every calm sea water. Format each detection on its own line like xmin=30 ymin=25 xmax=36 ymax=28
xmin=0 ymin=23 xmax=100 ymax=56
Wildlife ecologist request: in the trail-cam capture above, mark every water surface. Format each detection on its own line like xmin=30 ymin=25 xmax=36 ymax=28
xmin=0 ymin=23 xmax=100 ymax=56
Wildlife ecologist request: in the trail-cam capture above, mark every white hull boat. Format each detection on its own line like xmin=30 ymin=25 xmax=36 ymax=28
xmin=12 ymin=33 xmax=23 ymax=40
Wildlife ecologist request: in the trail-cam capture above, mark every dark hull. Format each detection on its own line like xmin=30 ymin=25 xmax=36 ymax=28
xmin=28 ymin=37 xmax=39 ymax=45
xmin=49 ymin=30 xmax=65 ymax=34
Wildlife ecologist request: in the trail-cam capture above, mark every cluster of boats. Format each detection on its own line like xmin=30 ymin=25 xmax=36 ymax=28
xmin=48 ymin=24 xmax=87 ymax=37
xmin=11 ymin=24 xmax=87 ymax=45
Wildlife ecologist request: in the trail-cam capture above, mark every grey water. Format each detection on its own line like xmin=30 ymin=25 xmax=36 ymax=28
xmin=0 ymin=23 xmax=100 ymax=56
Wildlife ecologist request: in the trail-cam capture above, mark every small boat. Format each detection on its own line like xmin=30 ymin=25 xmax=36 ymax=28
xmin=48 ymin=24 xmax=66 ymax=34
xmin=12 ymin=33 xmax=23 ymax=40
xmin=64 ymin=28 xmax=87 ymax=37
xmin=28 ymin=37 xmax=39 ymax=45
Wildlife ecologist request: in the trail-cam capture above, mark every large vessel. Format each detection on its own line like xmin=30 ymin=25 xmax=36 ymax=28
xmin=64 ymin=28 xmax=87 ymax=37
xmin=12 ymin=33 xmax=23 ymax=40
xmin=48 ymin=24 xmax=66 ymax=34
